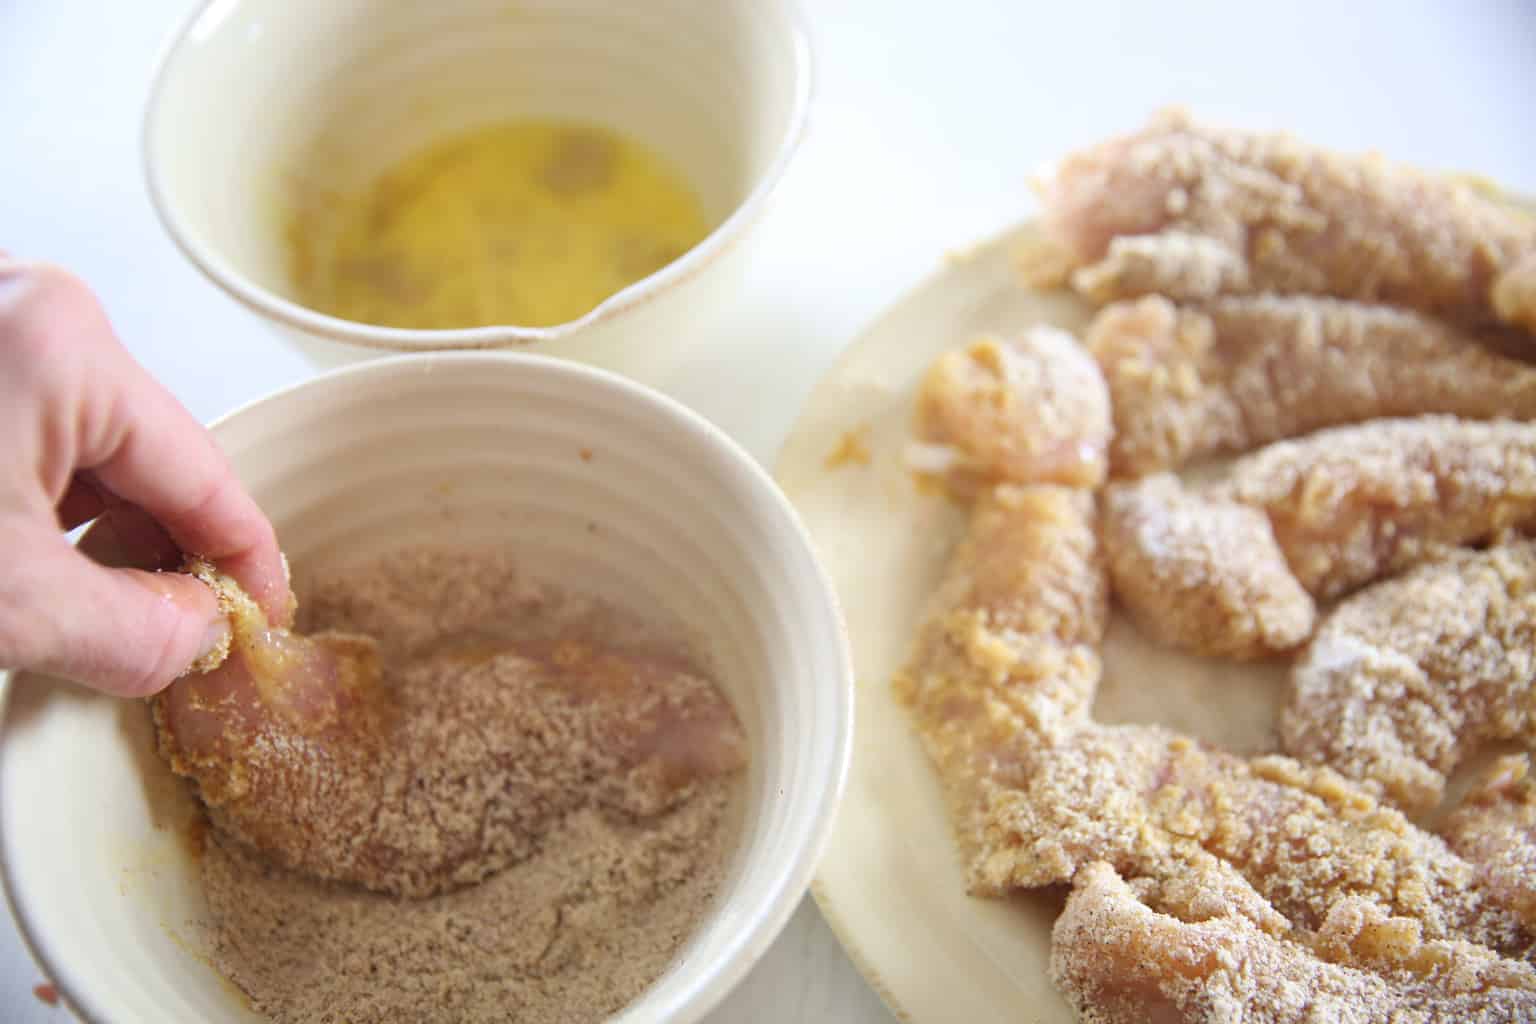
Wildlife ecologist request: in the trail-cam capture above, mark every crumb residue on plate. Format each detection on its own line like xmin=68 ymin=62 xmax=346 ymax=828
xmin=825 ymin=426 xmax=874 ymax=470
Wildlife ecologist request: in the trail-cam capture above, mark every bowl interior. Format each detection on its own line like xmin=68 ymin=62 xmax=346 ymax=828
xmin=146 ymin=0 xmax=807 ymax=329
xmin=0 ymin=354 xmax=850 ymax=1023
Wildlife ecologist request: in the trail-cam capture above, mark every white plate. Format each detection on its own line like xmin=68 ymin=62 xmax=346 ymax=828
xmin=775 ymin=223 xmax=1288 ymax=1023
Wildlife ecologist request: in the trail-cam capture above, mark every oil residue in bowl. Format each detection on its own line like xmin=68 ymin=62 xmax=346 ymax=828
xmin=287 ymin=119 xmax=712 ymax=329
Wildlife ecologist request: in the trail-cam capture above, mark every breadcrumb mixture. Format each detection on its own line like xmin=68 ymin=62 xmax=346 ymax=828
xmin=178 ymin=548 xmax=745 ymax=1024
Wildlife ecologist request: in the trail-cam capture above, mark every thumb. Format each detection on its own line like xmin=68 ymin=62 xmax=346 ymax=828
xmin=0 ymin=531 xmax=229 ymax=697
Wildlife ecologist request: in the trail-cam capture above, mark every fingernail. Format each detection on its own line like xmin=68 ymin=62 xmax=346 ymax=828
xmin=190 ymin=617 xmax=232 ymax=675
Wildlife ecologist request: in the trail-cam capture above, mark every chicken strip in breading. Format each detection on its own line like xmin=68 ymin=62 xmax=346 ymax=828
xmin=155 ymin=567 xmax=746 ymax=898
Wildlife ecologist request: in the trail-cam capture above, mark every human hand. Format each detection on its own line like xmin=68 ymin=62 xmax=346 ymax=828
xmin=0 ymin=258 xmax=290 ymax=696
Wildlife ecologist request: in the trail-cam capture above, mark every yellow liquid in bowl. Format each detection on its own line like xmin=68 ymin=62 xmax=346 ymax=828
xmin=287 ymin=120 xmax=712 ymax=330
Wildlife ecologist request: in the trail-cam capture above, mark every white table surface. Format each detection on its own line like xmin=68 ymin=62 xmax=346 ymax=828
xmin=3 ymin=1 xmax=1535 ymax=1020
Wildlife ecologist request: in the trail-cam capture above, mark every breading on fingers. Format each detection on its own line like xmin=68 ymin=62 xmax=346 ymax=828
xmin=155 ymin=568 xmax=746 ymax=898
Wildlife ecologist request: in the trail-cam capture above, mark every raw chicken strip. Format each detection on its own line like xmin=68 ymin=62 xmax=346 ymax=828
xmin=1443 ymin=756 xmax=1536 ymax=931
xmin=1102 ymin=474 xmax=1315 ymax=659
xmin=912 ymin=326 xmax=1112 ymax=490
xmin=155 ymin=569 xmax=746 ymax=898
xmin=1088 ymin=294 xmax=1536 ymax=477
xmin=1031 ymin=108 xmax=1536 ymax=334
xmin=1051 ymin=863 xmax=1536 ymax=1024
xmin=1282 ymin=545 xmax=1536 ymax=813
xmin=1222 ymin=417 xmax=1536 ymax=600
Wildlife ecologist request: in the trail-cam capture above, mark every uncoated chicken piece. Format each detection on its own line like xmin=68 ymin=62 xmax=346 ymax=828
xmin=1030 ymin=108 xmax=1536 ymax=335
xmin=1088 ymin=294 xmax=1536 ymax=477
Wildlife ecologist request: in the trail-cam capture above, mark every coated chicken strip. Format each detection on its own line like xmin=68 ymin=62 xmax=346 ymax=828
xmin=1443 ymin=756 xmax=1536 ymax=931
xmin=1282 ymin=545 xmax=1536 ymax=813
xmin=1222 ymin=417 xmax=1536 ymax=600
xmin=1051 ymin=862 xmax=1536 ymax=1024
xmin=895 ymin=484 xmax=1107 ymax=873
xmin=911 ymin=326 xmax=1112 ymax=491
xmin=1101 ymin=474 xmax=1315 ymax=659
xmin=1102 ymin=420 xmax=1536 ymax=657
xmin=1030 ymin=108 xmax=1536 ymax=334
xmin=977 ymin=725 xmax=1527 ymax=952
xmin=1089 ymin=294 xmax=1536 ymax=477
xmin=154 ymin=568 xmax=746 ymax=898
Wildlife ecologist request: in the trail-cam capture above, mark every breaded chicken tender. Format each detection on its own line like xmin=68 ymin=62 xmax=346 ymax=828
xmin=1101 ymin=419 xmax=1536 ymax=657
xmin=895 ymin=484 xmax=1107 ymax=872
xmin=1101 ymin=474 xmax=1315 ymax=659
xmin=1031 ymin=108 xmax=1536 ymax=334
xmin=1051 ymin=863 xmax=1536 ymax=1024
xmin=1222 ymin=417 xmax=1536 ymax=600
xmin=1443 ymin=756 xmax=1536 ymax=932
xmin=976 ymin=725 xmax=1527 ymax=953
xmin=913 ymin=326 xmax=1112 ymax=490
xmin=1088 ymin=294 xmax=1536 ymax=477
xmin=1282 ymin=545 xmax=1536 ymax=813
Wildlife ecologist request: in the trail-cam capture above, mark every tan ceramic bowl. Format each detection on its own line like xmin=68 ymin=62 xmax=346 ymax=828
xmin=144 ymin=0 xmax=812 ymax=380
xmin=0 ymin=353 xmax=852 ymax=1023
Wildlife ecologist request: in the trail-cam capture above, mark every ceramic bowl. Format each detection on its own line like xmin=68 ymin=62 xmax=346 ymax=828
xmin=143 ymin=0 xmax=812 ymax=381
xmin=0 ymin=353 xmax=852 ymax=1023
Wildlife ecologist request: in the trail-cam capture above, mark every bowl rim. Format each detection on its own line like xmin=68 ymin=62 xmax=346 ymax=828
xmin=0 ymin=350 xmax=854 ymax=1024
xmin=140 ymin=0 xmax=815 ymax=353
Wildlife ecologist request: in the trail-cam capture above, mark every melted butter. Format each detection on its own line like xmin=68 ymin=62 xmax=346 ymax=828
xmin=288 ymin=119 xmax=711 ymax=329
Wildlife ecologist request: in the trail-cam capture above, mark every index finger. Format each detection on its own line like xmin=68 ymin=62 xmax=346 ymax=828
xmin=11 ymin=263 xmax=293 ymax=624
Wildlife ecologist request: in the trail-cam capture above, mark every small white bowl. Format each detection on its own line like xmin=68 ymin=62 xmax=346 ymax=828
xmin=143 ymin=0 xmax=812 ymax=380
xmin=0 ymin=353 xmax=852 ymax=1023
